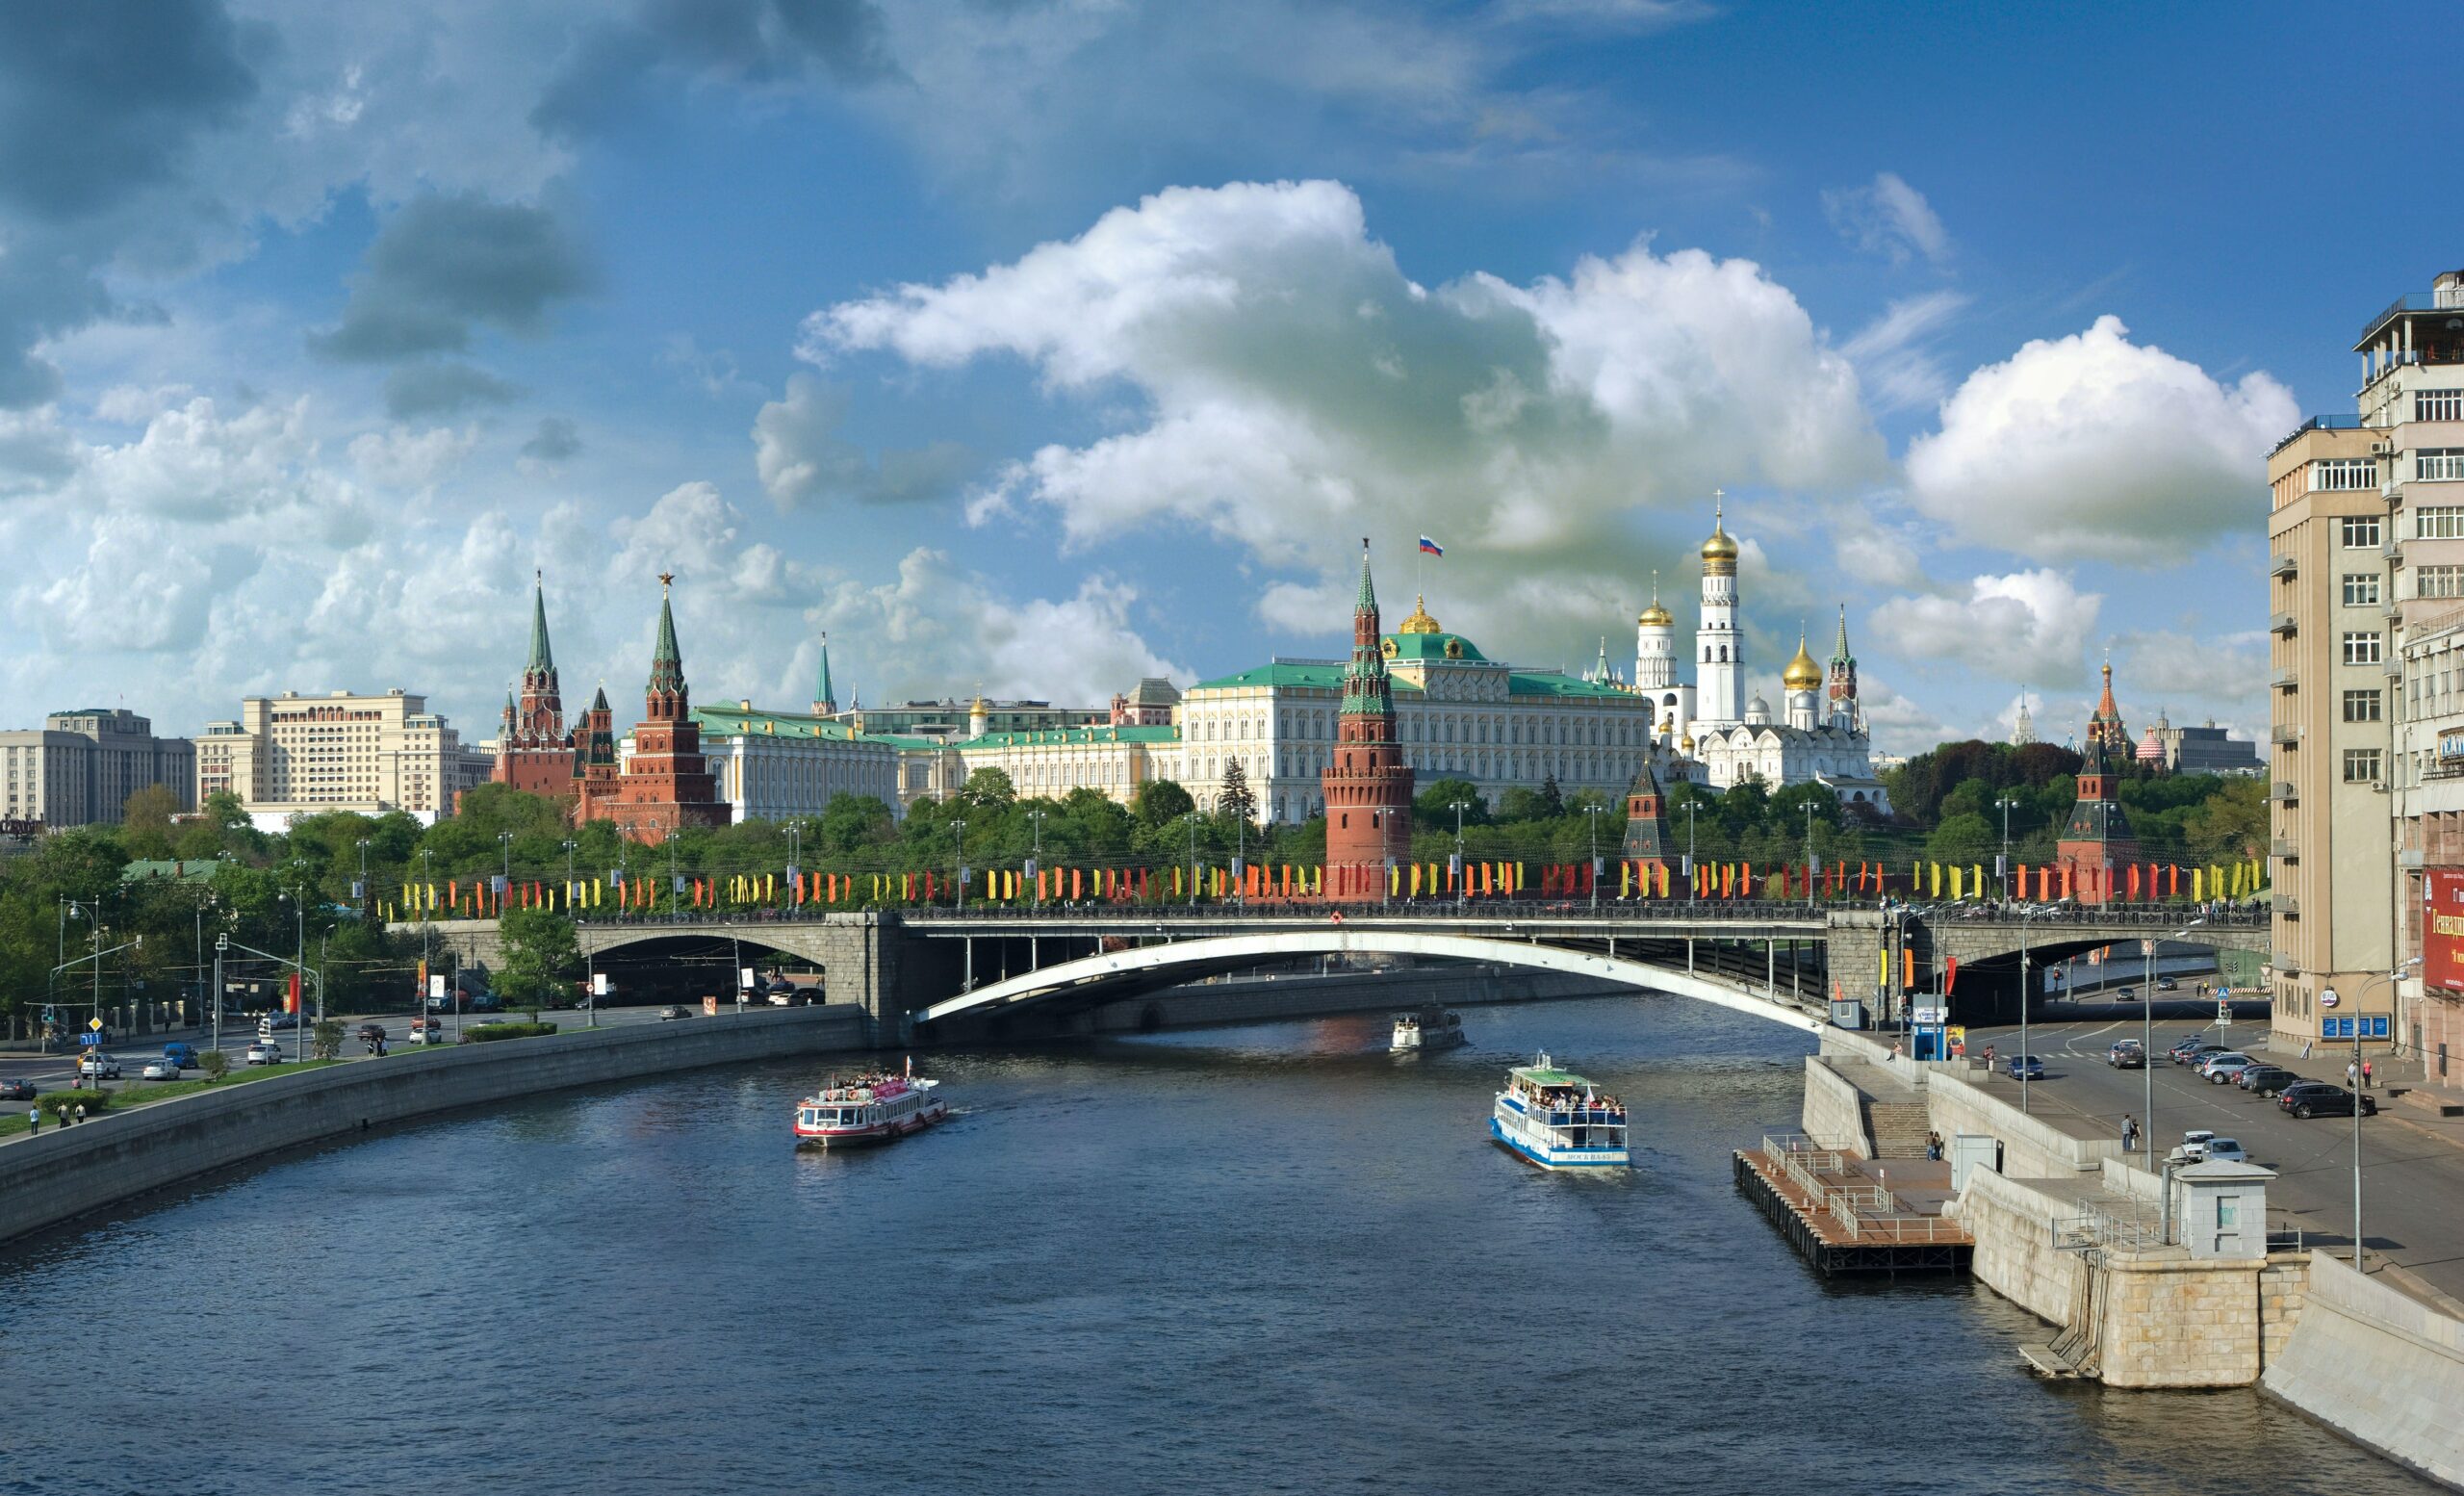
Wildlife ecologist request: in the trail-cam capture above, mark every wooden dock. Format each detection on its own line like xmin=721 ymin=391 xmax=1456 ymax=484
xmin=1733 ymin=1136 xmax=1972 ymax=1276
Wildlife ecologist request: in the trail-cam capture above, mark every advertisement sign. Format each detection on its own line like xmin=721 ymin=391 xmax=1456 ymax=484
xmin=2441 ymin=728 xmax=2464 ymax=761
xmin=2426 ymin=868 xmax=2464 ymax=993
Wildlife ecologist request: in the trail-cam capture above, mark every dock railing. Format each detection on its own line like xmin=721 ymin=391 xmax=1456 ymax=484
xmin=1759 ymin=1134 xmax=1965 ymax=1244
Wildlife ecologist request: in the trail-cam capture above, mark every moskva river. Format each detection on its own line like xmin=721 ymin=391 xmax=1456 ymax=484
xmin=0 ymin=994 xmax=2436 ymax=1495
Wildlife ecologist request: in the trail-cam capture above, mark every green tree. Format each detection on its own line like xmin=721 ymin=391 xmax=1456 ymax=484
xmin=1131 ymin=779 xmax=1195 ymax=828
xmin=495 ymin=905 xmax=579 ymax=1007
xmin=121 ymin=786 xmax=179 ymax=860
xmin=1414 ymin=778 xmax=1486 ymax=828
xmin=311 ymin=1019 xmax=345 ymax=1061
xmin=816 ymin=794 xmax=897 ymax=854
xmin=1218 ymin=757 xmax=1257 ymax=825
xmin=955 ymin=767 xmax=1017 ymax=812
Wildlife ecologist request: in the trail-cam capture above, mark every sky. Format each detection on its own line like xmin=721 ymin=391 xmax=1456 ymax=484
xmin=0 ymin=1 xmax=2448 ymax=755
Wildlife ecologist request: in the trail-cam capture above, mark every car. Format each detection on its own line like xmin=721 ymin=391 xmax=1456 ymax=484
xmin=0 ymin=1079 xmax=35 ymax=1101
xmin=2113 ymin=986 xmax=2135 ymax=1000
xmin=656 ymin=1005 xmax=690 ymax=1021
xmin=2169 ymin=1133 xmax=2248 ymax=1165
xmin=407 ymin=1017 xmax=444 ymax=1045
xmin=356 ymin=1022 xmax=388 ymax=1045
xmin=78 ymin=1054 xmax=122 ymax=1079
xmin=2107 ymin=1042 xmax=2145 ymax=1069
xmin=141 ymin=1060 xmax=181 ymax=1081
xmin=2006 ymin=1054 xmax=2046 ymax=1081
xmin=2237 ymin=1065 xmax=2297 ymax=1095
xmin=2173 ymin=1044 xmax=2227 ymax=1067
xmin=244 ymin=1041 xmax=283 ymax=1066
xmin=257 ymin=1012 xmax=299 ymax=1034
xmin=2280 ymin=1082 xmax=2379 ymax=1120
xmin=2199 ymin=1053 xmax=2257 ymax=1083
xmin=161 ymin=1042 xmax=200 ymax=1069
xmin=2156 ymin=977 xmax=2179 ymax=992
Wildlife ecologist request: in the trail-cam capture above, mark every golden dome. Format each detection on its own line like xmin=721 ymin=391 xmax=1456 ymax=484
xmin=1700 ymin=493 xmax=1737 ymax=574
xmin=1398 ymin=594 xmax=1441 ymax=634
xmin=1637 ymin=600 xmax=1673 ymax=628
xmin=1782 ymin=633 xmax=1822 ymax=691
xmin=1680 ymin=733 xmax=1696 ymax=754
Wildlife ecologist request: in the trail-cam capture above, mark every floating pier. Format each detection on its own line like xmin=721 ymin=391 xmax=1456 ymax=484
xmin=1733 ymin=1135 xmax=1971 ymax=1276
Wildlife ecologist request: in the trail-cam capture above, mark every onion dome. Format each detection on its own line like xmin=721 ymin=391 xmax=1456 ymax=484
xmin=1638 ymin=599 xmax=1673 ymax=628
xmin=1398 ymin=594 xmax=1442 ymax=634
xmin=1680 ymin=733 xmax=1696 ymax=754
xmin=1700 ymin=496 xmax=1739 ymax=574
xmin=1782 ymin=632 xmax=1822 ymax=691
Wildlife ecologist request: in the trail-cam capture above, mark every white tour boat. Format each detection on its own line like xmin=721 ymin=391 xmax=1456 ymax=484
xmin=792 ymin=1062 xmax=948 ymax=1148
xmin=1391 ymin=1006 xmax=1467 ymax=1052
xmin=1490 ymin=1054 xmax=1629 ymax=1170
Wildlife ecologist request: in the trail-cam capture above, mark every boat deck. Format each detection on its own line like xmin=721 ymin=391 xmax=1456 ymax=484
xmin=1732 ymin=1136 xmax=1971 ymax=1276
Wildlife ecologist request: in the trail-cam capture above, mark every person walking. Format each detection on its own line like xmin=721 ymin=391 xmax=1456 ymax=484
xmin=26 ymin=1105 xmax=38 ymax=1135
xmin=72 ymin=1101 xmax=86 ymax=1125
xmin=2122 ymin=1114 xmax=2140 ymax=1152
xmin=2348 ymin=1060 xmax=2361 ymax=1089
xmin=2362 ymin=1058 xmax=2374 ymax=1090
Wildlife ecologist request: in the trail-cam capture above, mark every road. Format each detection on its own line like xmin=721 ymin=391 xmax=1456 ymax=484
xmin=1964 ymin=999 xmax=2464 ymax=1305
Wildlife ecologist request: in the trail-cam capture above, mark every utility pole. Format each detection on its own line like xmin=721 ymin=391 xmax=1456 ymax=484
xmin=1026 ymin=810 xmax=1047 ymax=910
xmin=1583 ymin=805 xmax=1604 ymax=909
xmin=1995 ymin=796 xmax=2020 ymax=902
xmin=1450 ymin=800 xmax=1469 ymax=909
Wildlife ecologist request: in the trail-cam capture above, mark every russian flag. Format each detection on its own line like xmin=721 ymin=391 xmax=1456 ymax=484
xmin=1418 ymin=536 xmax=1444 ymax=556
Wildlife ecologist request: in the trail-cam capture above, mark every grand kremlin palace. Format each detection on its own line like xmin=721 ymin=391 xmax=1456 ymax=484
xmin=673 ymin=595 xmax=1657 ymax=826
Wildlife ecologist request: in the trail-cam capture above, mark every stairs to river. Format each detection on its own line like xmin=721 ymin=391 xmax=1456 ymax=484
xmin=1861 ymin=1100 xmax=1933 ymax=1160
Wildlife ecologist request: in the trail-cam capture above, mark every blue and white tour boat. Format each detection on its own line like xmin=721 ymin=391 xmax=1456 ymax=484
xmin=1490 ymin=1054 xmax=1629 ymax=1170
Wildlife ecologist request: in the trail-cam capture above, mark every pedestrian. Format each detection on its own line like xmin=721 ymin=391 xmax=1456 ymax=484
xmin=26 ymin=1105 xmax=38 ymax=1135
xmin=2348 ymin=1060 xmax=2360 ymax=1088
xmin=2122 ymin=1114 xmax=2139 ymax=1152
xmin=2362 ymin=1059 xmax=2374 ymax=1090
xmin=73 ymin=1102 xmax=86 ymax=1125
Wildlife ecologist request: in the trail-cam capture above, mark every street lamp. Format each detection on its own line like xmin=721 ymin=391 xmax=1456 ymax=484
xmin=1684 ymin=802 xmax=1699 ymax=906
xmin=277 ymin=888 xmax=307 ymax=1063
xmin=1450 ymin=801 xmax=1470 ymax=908
xmin=950 ymin=819 xmax=967 ymax=911
xmin=1995 ymin=796 xmax=2021 ymax=902
xmin=2322 ymin=959 xmax=2420 ymax=1273
xmin=498 ymin=830 xmax=515 ymax=901
xmin=1025 ymin=809 xmax=1047 ymax=910
xmin=1582 ymin=804 xmax=1605 ymax=909
xmin=1182 ymin=812 xmax=1202 ymax=907
xmin=1803 ymin=801 xmax=1818 ymax=914
xmin=561 ymin=838 xmax=578 ymax=916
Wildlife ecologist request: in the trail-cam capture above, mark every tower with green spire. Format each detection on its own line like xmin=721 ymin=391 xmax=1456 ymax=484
xmin=812 ymin=631 xmax=836 ymax=717
xmin=1322 ymin=539 xmax=1413 ymax=895
xmin=1825 ymin=604 xmax=1860 ymax=729
xmin=493 ymin=570 xmax=576 ymax=798
xmin=573 ymin=571 xmax=727 ymax=844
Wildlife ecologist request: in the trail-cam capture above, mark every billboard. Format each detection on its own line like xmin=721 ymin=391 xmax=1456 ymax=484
xmin=2426 ymin=868 xmax=2464 ymax=993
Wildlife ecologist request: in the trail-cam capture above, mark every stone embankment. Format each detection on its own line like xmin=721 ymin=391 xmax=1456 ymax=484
xmin=0 ymin=1004 xmax=866 ymax=1250
xmin=1796 ymin=1025 xmax=2464 ymax=1487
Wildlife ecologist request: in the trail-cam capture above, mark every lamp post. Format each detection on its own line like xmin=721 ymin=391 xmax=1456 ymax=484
xmin=498 ymin=831 xmax=514 ymax=906
xmin=1684 ymin=802 xmax=1698 ymax=906
xmin=2326 ymin=960 xmax=2422 ymax=1273
xmin=2016 ymin=908 xmax=2041 ymax=1114
xmin=1183 ymin=812 xmax=1201 ymax=907
xmin=1995 ymin=796 xmax=2021 ymax=902
xmin=355 ymin=837 xmax=372 ymax=919
xmin=1804 ymin=801 xmax=1818 ymax=914
xmin=951 ymin=818 xmax=967 ymax=911
xmin=1450 ymin=801 xmax=1470 ymax=909
xmin=1583 ymin=805 xmax=1605 ymax=909
xmin=1025 ymin=810 xmax=1047 ymax=910
xmin=277 ymin=888 xmax=306 ymax=1063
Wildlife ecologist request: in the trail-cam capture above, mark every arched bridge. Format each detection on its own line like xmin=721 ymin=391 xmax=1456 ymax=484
xmin=397 ymin=903 xmax=2268 ymax=1041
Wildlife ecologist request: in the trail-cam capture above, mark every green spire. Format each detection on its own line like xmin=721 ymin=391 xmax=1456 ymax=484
xmin=1341 ymin=540 xmax=1393 ymax=717
xmin=815 ymin=631 xmax=834 ymax=712
xmin=1355 ymin=538 xmax=1376 ymax=609
xmin=526 ymin=571 xmax=554 ymax=674
xmin=1831 ymin=604 xmax=1853 ymax=666
xmin=649 ymin=573 xmax=685 ymax=697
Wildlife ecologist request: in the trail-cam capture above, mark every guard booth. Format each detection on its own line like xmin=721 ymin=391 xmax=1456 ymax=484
xmin=1910 ymin=1004 xmax=1953 ymax=1060
xmin=2174 ymin=1160 xmax=2273 ymax=1259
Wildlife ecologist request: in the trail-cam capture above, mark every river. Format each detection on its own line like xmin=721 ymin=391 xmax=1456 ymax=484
xmin=0 ymin=993 xmax=2436 ymax=1495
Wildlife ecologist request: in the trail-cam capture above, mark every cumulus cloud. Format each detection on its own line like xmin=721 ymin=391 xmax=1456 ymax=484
xmin=1823 ymin=171 xmax=1949 ymax=266
xmin=80 ymin=394 xmax=352 ymax=523
xmin=310 ymin=192 xmax=594 ymax=362
xmin=383 ymin=361 xmax=522 ymax=419
xmin=346 ymin=424 xmax=477 ymax=491
xmin=752 ymin=374 xmax=972 ymax=511
xmin=34 ymin=511 xmax=218 ymax=653
xmin=809 ymin=178 xmax=1885 ymax=653
xmin=1868 ymin=569 xmax=2103 ymax=686
xmin=0 ymin=406 xmax=82 ymax=495
xmin=1905 ymin=316 xmax=2297 ymax=562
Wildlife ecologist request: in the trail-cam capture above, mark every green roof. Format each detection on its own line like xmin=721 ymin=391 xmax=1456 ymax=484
xmin=1194 ymin=662 xmax=1425 ymax=693
xmin=1384 ymin=631 xmax=1487 ymax=661
xmin=1505 ymin=671 xmax=1637 ymax=700
xmin=962 ymin=725 xmax=1179 ymax=748
xmin=692 ymin=706 xmax=883 ymax=744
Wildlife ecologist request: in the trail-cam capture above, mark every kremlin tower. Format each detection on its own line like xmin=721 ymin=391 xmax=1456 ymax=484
xmin=1322 ymin=541 xmax=1415 ymax=897
xmin=491 ymin=572 xmax=577 ymax=800
xmin=571 ymin=573 xmax=730 ymax=844
xmin=1694 ymin=493 xmax=1744 ymax=728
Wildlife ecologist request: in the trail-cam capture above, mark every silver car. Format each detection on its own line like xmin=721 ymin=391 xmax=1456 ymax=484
xmin=140 ymin=1060 xmax=181 ymax=1081
xmin=244 ymin=1041 xmax=284 ymax=1066
xmin=2199 ymin=1052 xmax=2256 ymax=1083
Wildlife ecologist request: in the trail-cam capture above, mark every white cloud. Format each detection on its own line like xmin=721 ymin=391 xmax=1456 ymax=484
xmin=347 ymin=424 xmax=477 ymax=491
xmin=1868 ymin=569 xmax=2103 ymax=686
xmin=1823 ymin=171 xmax=1949 ymax=266
xmin=810 ymin=178 xmax=1885 ymax=655
xmin=80 ymin=394 xmax=361 ymax=525
xmin=1905 ymin=316 xmax=2297 ymax=562
xmin=1840 ymin=290 xmax=1967 ymax=412
xmin=753 ymin=374 xmax=971 ymax=512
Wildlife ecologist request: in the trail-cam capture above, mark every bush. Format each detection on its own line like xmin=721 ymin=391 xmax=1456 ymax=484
xmin=38 ymin=1090 xmax=110 ymax=1117
xmin=462 ymin=1022 xmax=558 ymax=1045
xmin=199 ymin=1049 xmax=228 ymax=1082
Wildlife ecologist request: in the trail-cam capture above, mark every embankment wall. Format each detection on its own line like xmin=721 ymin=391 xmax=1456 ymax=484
xmin=2263 ymin=1251 xmax=2464 ymax=1490
xmin=1800 ymin=1056 xmax=1871 ymax=1155
xmin=0 ymin=1005 xmax=866 ymax=1249
xmin=1954 ymin=1165 xmax=2083 ymax=1327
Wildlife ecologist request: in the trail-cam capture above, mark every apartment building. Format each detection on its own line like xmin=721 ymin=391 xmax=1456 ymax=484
xmin=0 ymin=709 xmax=193 ymax=828
xmin=197 ymin=688 xmax=492 ymax=830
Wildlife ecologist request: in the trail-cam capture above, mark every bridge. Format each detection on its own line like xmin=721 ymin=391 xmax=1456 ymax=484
xmin=398 ymin=902 xmax=2268 ymax=1043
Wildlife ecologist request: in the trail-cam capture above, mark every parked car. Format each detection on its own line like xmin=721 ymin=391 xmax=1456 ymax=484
xmin=2168 ymin=1132 xmax=2248 ymax=1165
xmin=2281 ymin=1082 xmax=2378 ymax=1120
xmin=244 ymin=1041 xmax=283 ymax=1066
xmin=258 ymin=1012 xmax=299 ymax=1034
xmin=2005 ymin=1054 xmax=2046 ymax=1081
xmin=656 ymin=1005 xmax=690 ymax=1021
xmin=2199 ymin=1052 xmax=2257 ymax=1083
xmin=0 ymin=1078 xmax=36 ymax=1101
xmin=78 ymin=1053 xmax=122 ymax=1079
xmin=2172 ymin=1044 xmax=2227 ymax=1067
xmin=161 ymin=1042 xmax=200 ymax=1070
xmin=2237 ymin=1065 xmax=2297 ymax=1095
xmin=2107 ymin=1042 xmax=2145 ymax=1069
xmin=141 ymin=1060 xmax=181 ymax=1081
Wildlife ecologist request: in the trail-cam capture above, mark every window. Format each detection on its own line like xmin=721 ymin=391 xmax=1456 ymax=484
xmin=2344 ymin=632 xmax=2383 ymax=664
xmin=2316 ymin=458 xmax=2378 ymax=492
xmin=2343 ymin=689 xmax=2381 ymax=723
xmin=2421 ymin=566 xmax=2464 ymax=600
xmin=2419 ymin=506 xmax=2464 ymax=538
xmin=2341 ymin=515 xmax=2382 ymax=548
xmin=2422 ymin=450 xmax=2464 ymax=482
xmin=2344 ymin=748 xmax=2382 ymax=783
xmin=2343 ymin=573 xmax=2381 ymax=606
xmin=2419 ymin=389 xmax=2464 ymax=424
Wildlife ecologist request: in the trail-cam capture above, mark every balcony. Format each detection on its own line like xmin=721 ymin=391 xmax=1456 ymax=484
xmin=2271 ymin=555 xmax=2297 ymax=580
xmin=2272 ymin=952 xmax=2300 ymax=975
xmin=2272 ymin=893 xmax=2300 ymax=917
xmin=2387 ymin=480 xmax=2405 ymax=506
xmin=2272 ymin=669 xmax=2299 ymax=690
xmin=2269 ymin=782 xmax=2299 ymax=804
xmin=2272 ymin=838 xmax=2298 ymax=860
xmin=2272 ymin=724 xmax=2299 ymax=746
xmin=2384 ymin=542 xmax=2404 ymax=564
xmin=2270 ymin=611 xmax=2297 ymax=635
xmin=2400 ymin=848 xmax=2426 ymax=869
xmin=2360 ymin=289 xmax=2464 ymax=347
xmin=2386 ymin=658 xmax=2405 ymax=678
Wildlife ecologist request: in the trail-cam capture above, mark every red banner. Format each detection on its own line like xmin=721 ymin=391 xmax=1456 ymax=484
xmin=285 ymin=971 xmax=301 ymax=1015
xmin=2426 ymin=869 xmax=2464 ymax=993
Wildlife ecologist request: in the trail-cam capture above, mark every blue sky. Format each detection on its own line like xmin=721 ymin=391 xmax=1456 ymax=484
xmin=0 ymin=1 xmax=2446 ymax=752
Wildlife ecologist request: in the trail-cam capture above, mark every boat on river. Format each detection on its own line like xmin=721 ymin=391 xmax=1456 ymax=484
xmin=793 ymin=1063 xmax=947 ymax=1147
xmin=1490 ymin=1054 xmax=1629 ymax=1170
xmin=1391 ymin=1006 xmax=1467 ymax=1052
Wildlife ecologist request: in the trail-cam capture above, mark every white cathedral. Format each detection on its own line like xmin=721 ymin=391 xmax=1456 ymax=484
xmin=1623 ymin=498 xmax=1891 ymax=814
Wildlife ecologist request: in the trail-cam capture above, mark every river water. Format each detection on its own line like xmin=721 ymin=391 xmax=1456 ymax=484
xmin=0 ymin=994 xmax=2436 ymax=1496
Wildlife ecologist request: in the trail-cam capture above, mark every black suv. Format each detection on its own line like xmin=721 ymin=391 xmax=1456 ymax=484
xmin=2279 ymin=1082 xmax=2378 ymax=1120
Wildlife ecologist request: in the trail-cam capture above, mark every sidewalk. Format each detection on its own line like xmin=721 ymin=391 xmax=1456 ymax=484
xmin=2246 ymin=1031 xmax=2464 ymax=1150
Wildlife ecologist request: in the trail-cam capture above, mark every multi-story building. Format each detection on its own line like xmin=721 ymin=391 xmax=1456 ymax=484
xmin=0 ymin=710 xmax=193 ymax=828
xmin=2395 ymin=608 xmax=2464 ymax=1085
xmin=196 ymin=689 xmax=490 ymax=830
xmin=692 ymin=700 xmax=908 ymax=824
xmin=2137 ymin=710 xmax=2265 ymax=776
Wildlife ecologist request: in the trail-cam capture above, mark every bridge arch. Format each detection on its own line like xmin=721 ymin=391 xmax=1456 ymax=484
xmin=914 ymin=930 xmax=1822 ymax=1033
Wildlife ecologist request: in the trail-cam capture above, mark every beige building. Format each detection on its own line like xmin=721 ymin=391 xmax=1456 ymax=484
xmin=2272 ymin=267 xmax=2464 ymax=1064
xmin=0 ymin=710 xmax=193 ymax=829
xmin=197 ymin=688 xmax=492 ymax=829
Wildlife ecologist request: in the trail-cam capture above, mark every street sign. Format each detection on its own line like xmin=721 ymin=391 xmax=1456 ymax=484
xmin=87 ymin=1018 xmax=102 ymax=1032
xmin=80 ymin=1033 xmax=98 ymax=1046
xmin=428 ymin=975 xmax=447 ymax=999
xmin=2141 ymin=939 xmax=2156 ymax=956
xmin=2218 ymin=1000 xmax=2231 ymax=1026
xmin=40 ymin=1006 xmax=53 ymax=1024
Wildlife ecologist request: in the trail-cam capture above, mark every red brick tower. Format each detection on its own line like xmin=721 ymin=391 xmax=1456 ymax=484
xmin=1322 ymin=540 xmax=1414 ymax=897
xmin=2057 ymin=735 xmax=2143 ymax=905
xmin=575 ymin=573 xmax=730 ymax=844
xmin=491 ymin=571 xmax=577 ymax=799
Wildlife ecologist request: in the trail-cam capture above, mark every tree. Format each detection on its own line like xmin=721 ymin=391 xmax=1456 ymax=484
xmin=311 ymin=1019 xmax=345 ymax=1061
xmin=1537 ymin=774 xmax=1564 ymax=818
xmin=1218 ymin=757 xmax=1257 ymax=825
xmin=1414 ymin=778 xmax=1486 ymax=828
xmin=1132 ymin=779 xmax=1195 ymax=828
xmin=495 ymin=905 xmax=580 ymax=1007
xmin=817 ymin=793 xmax=896 ymax=854
xmin=199 ymin=1049 xmax=227 ymax=1082
xmin=121 ymin=786 xmax=179 ymax=860
xmin=955 ymin=766 xmax=1016 ymax=812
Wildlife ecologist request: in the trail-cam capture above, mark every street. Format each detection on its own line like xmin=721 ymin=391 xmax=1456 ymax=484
xmin=1964 ymin=1000 xmax=2464 ymax=1306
